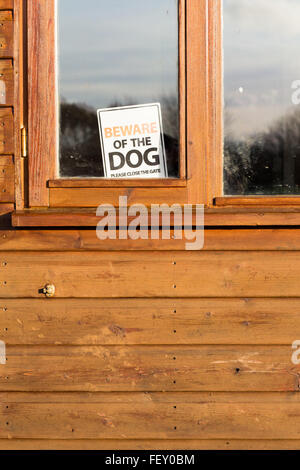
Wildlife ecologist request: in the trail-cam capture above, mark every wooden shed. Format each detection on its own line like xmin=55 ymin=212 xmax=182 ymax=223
xmin=1 ymin=0 xmax=300 ymax=450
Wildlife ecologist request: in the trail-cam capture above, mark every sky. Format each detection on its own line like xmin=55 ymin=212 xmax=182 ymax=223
xmin=57 ymin=0 xmax=300 ymax=141
xmin=58 ymin=0 xmax=178 ymax=108
xmin=224 ymin=0 xmax=300 ymax=138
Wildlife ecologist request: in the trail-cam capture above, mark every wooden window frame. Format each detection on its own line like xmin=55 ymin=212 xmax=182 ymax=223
xmin=25 ymin=0 xmax=218 ymax=209
xmin=13 ymin=0 xmax=300 ymax=227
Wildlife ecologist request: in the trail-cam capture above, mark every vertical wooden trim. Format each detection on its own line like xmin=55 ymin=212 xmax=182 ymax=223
xmin=27 ymin=0 xmax=56 ymax=207
xmin=186 ymin=0 xmax=222 ymax=206
xmin=14 ymin=0 xmax=24 ymax=210
xmin=186 ymin=0 xmax=208 ymax=205
xmin=179 ymin=0 xmax=186 ymax=179
xmin=207 ymin=0 xmax=223 ymax=201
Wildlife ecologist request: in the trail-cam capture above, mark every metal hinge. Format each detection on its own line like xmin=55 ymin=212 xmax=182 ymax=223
xmin=21 ymin=127 xmax=27 ymax=158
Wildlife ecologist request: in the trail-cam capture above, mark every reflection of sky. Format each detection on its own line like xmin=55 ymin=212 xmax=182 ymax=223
xmin=224 ymin=0 xmax=300 ymax=137
xmin=58 ymin=0 xmax=178 ymax=107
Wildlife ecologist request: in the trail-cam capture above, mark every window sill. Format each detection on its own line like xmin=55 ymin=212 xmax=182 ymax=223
xmin=215 ymin=196 xmax=300 ymax=207
xmin=48 ymin=178 xmax=187 ymax=188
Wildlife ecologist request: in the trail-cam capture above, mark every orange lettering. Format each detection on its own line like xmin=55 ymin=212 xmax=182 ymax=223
xmin=113 ymin=127 xmax=120 ymax=137
xmin=120 ymin=125 xmax=133 ymax=136
xmin=133 ymin=124 xmax=142 ymax=134
xmin=104 ymin=127 xmax=113 ymax=138
xmin=142 ymin=123 xmax=150 ymax=133
xmin=150 ymin=122 xmax=158 ymax=133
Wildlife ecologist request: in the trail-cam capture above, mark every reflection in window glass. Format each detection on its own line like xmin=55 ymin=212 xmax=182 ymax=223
xmin=58 ymin=0 xmax=179 ymax=178
xmin=224 ymin=0 xmax=300 ymax=195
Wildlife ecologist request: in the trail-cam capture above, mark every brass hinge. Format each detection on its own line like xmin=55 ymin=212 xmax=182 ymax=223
xmin=21 ymin=127 xmax=27 ymax=158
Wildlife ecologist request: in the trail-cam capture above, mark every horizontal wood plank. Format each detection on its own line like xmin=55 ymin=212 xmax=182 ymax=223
xmin=215 ymin=197 xmax=300 ymax=207
xmin=50 ymin=188 xmax=189 ymax=208
xmin=1 ymin=439 xmax=300 ymax=450
xmin=0 ymin=108 xmax=13 ymax=153
xmin=2 ymin=391 xmax=300 ymax=404
xmin=14 ymin=207 xmax=300 ymax=227
xmin=4 ymin=228 xmax=300 ymax=251
xmin=0 ymin=155 xmax=14 ymax=202
xmin=1 ymin=298 xmax=300 ymax=345
xmin=0 ymin=59 xmax=13 ymax=105
xmin=0 ymin=12 xmax=13 ymax=58
xmin=1 ymin=251 xmax=300 ymax=297
xmin=3 ymin=402 xmax=300 ymax=439
xmin=0 ymin=345 xmax=299 ymax=392
xmin=48 ymin=179 xmax=187 ymax=188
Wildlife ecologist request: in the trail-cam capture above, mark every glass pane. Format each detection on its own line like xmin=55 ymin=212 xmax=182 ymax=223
xmin=224 ymin=0 xmax=300 ymax=195
xmin=58 ymin=0 xmax=179 ymax=178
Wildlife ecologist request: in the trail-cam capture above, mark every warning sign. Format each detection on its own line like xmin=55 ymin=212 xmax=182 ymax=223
xmin=97 ymin=103 xmax=168 ymax=179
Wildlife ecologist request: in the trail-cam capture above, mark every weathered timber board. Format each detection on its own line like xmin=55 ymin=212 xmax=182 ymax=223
xmin=0 ymin=108 xmax=13 ymax=154
xmin=3 ymin=402 xmax=300 ymax=439
xmin=0 ymin=298 xmax=300 ymax=345
xmin=0 ymin=12 xmax=13 ymax=58
xmin=0 ymin=345 xmax=299 ymax=392
xmin=0 ymin=155 xmax=14 ymax=202
xmin=0 ymin=251 xmax=300 ymax=297
xmin=4 ymin=229 xmax=300 ymax=251
xmin=1 ymin=439 xmax=300 ymax=450
xmin=0 ymin=59 xmax=13 ymax=105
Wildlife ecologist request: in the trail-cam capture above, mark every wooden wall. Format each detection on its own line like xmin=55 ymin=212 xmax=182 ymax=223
xmin=0 ymin=3 xmax=14 ymax=212
xmin=0 ymin=0 xmax=300 ymax=451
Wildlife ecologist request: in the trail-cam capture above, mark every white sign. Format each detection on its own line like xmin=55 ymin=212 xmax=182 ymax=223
xmin=97 ymin=103 xmax=168 ymax=179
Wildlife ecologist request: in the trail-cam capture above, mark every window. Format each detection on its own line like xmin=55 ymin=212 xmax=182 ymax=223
xmin=223 ymin=0 xmax=300 ymax=196
xmin=58 ymin=0 xmax=180 ymax=179
xmin=20 ymin=0 xmax=300 ymax=222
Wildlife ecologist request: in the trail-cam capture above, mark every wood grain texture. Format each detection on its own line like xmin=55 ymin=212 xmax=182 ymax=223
xmin=15 ymin=207 xmax=300 ymax=227
xmin=14 ymin=0 xmax=26 ymax=210
xmin=0 ymin=59 xmax=13 ymax=105
xmin=48 ymin=179 xmax=187 ymax=188
xmin=186 ymin=0 xmax=207 ymax=204
xmin=28 ymin=0 xmax=56 ymax=206
xmin=0 ymin=155 xmax=14 ymax=202
xmin=1 ymin=251 xmax=300 ymax=298
xmin=0 ymin=345 xmax=299 ymax=392
xmin=179 ymin=0 xmax=186 ymax=179
xmin=4 ymin=228 xmax=300 ymax=251
xmin=3 ymin=391 xmax=300 ymax=404
xmin=0 ymin=2 xmax=13 ymax=9
xmin=208 ymin=0 xmax=222 ymax=200
xmin=216 ymin=197 xmax=300 ymax=207
xmin=2 ymin=439 xmax=300 ymax=450
xmin=0 ymin=108 xmax=13 ymax=153
xmin=0 ymin=12 xmax=13 ymax=58
xmin=49 ymin=187 xmax=190 ymax=208
xmin=1 ymin=298 xmax=300 ymax=345
xmin=1 ymin=392 xmax=300 ymax=447
xmin=3 ymin=402 xmax=300 ymax=439
xmin=1 ymin=228 xmax=193 ymax=251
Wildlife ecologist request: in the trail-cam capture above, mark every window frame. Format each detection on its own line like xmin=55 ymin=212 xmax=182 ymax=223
xmin=25 ymin=0 xmax=219 ymax=209
xmin=18 ymin=0 xmax=300 ymax=225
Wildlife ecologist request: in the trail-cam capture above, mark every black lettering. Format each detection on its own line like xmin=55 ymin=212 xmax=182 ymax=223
xmin=144 ymin=147 xmax=159 ymax=166
xmin=109 ymin=152 xmax=125 ymax=170
xmin=126 ymin=150 xmax=143 ymax=168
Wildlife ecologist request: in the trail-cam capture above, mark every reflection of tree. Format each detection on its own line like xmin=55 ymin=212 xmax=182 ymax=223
xmin=59 ymin=97 xmax=179 ymax=178
xmin=224 ymin=106 xmax=300 ymax=195
xmin=161 ymin=95 xmax=179 ymax=140
xmin=60 ymin=102 xmax=103 ymax=177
